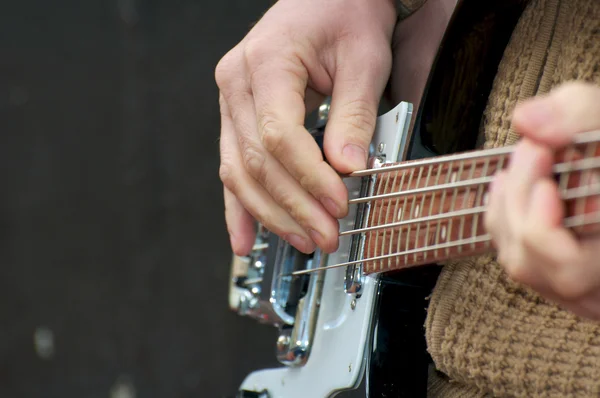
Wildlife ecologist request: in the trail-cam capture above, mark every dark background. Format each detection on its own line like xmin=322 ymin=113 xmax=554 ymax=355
xmin=0 ymin=0 xmax=280 ymax=396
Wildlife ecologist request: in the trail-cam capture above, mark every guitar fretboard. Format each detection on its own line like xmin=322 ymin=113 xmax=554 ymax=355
xmin=361 ymin=131 xmax=600 ymax=274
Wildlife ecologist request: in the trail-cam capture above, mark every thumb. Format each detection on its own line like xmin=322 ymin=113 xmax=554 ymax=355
xmin=323 ymin=47 xmax=392 ymax=174
xmin=512 ymin=81 xmax=600 ymax=148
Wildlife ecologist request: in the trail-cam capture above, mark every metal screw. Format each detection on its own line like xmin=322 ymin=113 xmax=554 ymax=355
xmin=350 ymin=299 xmax=357 ymax=310
xmin=318 ymin=101 xmax=331 ymax=120
xmin=377 ymin=142 xmax=386 ymax=153
xmin=277 ymin=335 xmax=291 ymax=351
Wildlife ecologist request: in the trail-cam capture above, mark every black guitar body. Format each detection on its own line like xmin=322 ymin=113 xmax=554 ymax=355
xmin=364 ymin=1 xmax=527 ymax=396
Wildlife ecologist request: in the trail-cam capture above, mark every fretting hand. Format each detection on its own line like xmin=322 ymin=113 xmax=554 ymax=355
xmin=215 ymin=0 xmax=397 ymax=256
xmin=485 ymin=82 xmax=600 ymax=320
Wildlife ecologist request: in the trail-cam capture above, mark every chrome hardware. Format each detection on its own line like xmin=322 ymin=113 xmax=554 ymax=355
xmin=228 ymin=225 xmax=325 ymax=366
xmin=276 ymin=249 xmax=326 ymax=367
xmin=317 ymin=98 xmax=331 ymax=122
xmin=228 ymin=226 xmax=311 ymax=327
xmin=344 ymin=156 xmax=383 ymax=296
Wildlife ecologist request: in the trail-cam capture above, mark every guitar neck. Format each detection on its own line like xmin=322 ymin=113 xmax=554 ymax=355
xmin=361 ymin=130 xmax=600 ymax=275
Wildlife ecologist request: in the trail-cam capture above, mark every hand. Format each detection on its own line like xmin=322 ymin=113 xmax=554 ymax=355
xmin=485 ymin=81 xmax=600 ymax=320
xmin=215 ymin=0 xmax=397 ymax=256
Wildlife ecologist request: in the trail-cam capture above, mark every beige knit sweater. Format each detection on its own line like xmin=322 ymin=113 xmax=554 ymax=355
xmin=419 ymin=0 xmax=600 ymax=396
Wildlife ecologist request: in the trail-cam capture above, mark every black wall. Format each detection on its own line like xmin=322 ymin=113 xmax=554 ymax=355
xmin=0 ymin=0 xmax=279 ymax=396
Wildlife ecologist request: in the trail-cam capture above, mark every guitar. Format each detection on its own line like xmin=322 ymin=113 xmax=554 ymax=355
xmin=226 ymin=0 xmax=599 ymax=396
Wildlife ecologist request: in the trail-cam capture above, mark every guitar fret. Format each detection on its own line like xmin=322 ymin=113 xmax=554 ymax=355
xmin=385 ymin=169 xmax=401 ymax=270
xmin=457 ymin=158 xmax=477 ymax=252
xmin=559 ymin=146 xmax=575 ymax=196
xmin=372 ymin=165 xmax=387 ymax=271
xmin=471 ymin=156 xmax=491 ymax=249
xmin=446 ymin=161 xmax=463 ymax=257
xmin=360 ymin=135 xmax=600 ymax=274
xmin=577 ymin=142 xmax=596 ymax=234
xmin=435 ymin=162 xmax=453 ymax=258
xmin=421 ymin=164 xmax=435 ymax=261
xmin=400 ymin=168 xmax=416 ymax=266
xmin=361 ymin=143 xmax=600 ymax=273
xmin=409 ymin=166 xmax=425 ymax=263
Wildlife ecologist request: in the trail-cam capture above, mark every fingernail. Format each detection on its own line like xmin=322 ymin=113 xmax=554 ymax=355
xmin=308 ymin=229 xmax=323 ymax=245
xmin=286 ymin=233 xmax=314 ymax=253
xmin=228 ymin=230 xmax=238 ymax=251
xmin=321 ymin=197 xmax=340 ymax=217
xmin=343 ymin=144 xmax=367 ymax=170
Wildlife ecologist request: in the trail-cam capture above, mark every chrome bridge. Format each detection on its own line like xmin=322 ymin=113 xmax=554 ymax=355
xmin=228 ymin=227 xmax=326 ymax=366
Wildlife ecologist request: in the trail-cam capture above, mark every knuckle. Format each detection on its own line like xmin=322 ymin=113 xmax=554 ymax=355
xmin=278 ymin=191 xmax=302 ymax=222
xmin=241 ymin=144 xmax=268 ymax=183
xmin=219 ymin=159 xmax=236 ymax=190
xmin=215 ymin=51 xmax=237 ymax=88
xmin=260 ymin=117 xmax=285 ymax=155
xmin=243 ymin=39 xmax=270 ymax=69
xmin=252 ymin=209 xmax=275 ymax=234
xmin=340 ymin=99 xmax=377 ymax=141
xmin=555 ymin=80 xmax=596 ymax=97
xmin=520 ymin=224 xmax=545 ymax=254
xmin=298 ymin=171 xmax=318 ymax=193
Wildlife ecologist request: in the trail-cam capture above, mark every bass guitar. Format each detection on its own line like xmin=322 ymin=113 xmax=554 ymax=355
xmin=226 ymin=0 xmax=599 ymax=396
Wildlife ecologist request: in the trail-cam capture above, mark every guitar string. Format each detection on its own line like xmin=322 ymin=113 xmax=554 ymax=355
xmin=250 ymin=207 xmax=600 ymax=285
xmin=282 ymin=211 xmax=600 ymax=277
xmin=289 ymin=211 xmax=600 ymax=277
xmin=347 ymin=129 xmax=600 ymax=178
xmin=338 ymin=178 xmax=600 ymax=238
xmin=289 ymin=136 xmax=600 ymax=276
xmin=348 ymin=156 xmax=600 ymax=205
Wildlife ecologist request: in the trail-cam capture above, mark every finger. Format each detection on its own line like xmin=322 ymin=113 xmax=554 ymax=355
xmin=485 ymin=171 xmax=509 ymax=250
xmin=522 ymin=179 xmax=585 ymax=299
xmin=250 ymin=57 xmax=349 ymax=220
xmin=219 ymin=93 xmax=256 ymax=256
xmin=505 ymin=139 xmax=554 ymax=232
xmin=219 ymin=97 xmax=317 ymax=254
xmin=561 ymin=288 xmax=600 ymax=321
xmin=323 ymin=43 xmax=392 ymax=174
xmin=223 ymin=79 xmax=340 ymax=252
xmin=512 ymin=81 xmax=600 ymax=147
xmin=224 ymin=187 xmax=255 ymax=256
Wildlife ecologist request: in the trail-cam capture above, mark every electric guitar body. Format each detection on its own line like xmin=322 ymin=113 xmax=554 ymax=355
xmin=226 ymin=0 xmax=596 ymax=396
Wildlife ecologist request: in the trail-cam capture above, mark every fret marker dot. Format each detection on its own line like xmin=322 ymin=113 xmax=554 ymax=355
xmin=414 ymin=205 xmax=420 ymax=218
xmin=397 ymin=209 xmax=403 ymax=220
xmin=451 ymin=172 xmax=458 ymax=183
xmin=441 ymin=226 xmax=447 ymax=241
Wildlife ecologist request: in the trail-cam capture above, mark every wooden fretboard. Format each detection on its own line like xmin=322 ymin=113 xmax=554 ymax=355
xmin=361 ymin=131 xmax=600 ymax=274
